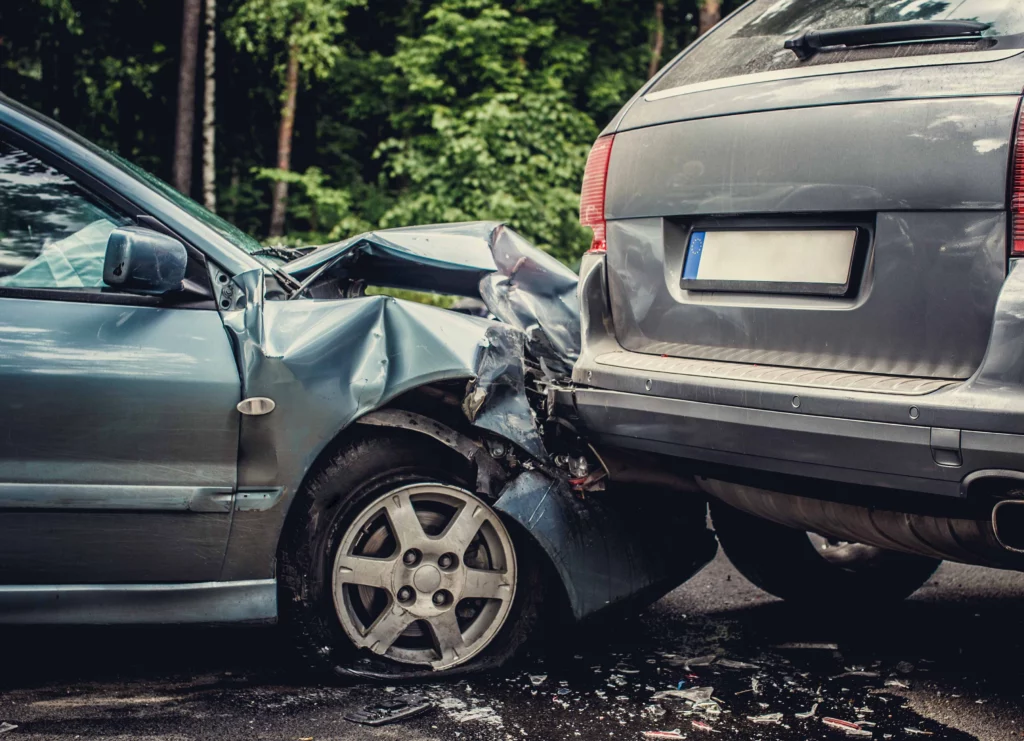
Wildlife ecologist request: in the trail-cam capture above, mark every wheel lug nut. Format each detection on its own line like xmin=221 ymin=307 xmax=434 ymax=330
xmin=438 ymin=553 xmax=456 ymax=569
xmin=403 ymin=549 xmax=420 ymax=566
xmin=397 ymin=587 xmax=414 ymax=602
xmin=433 ymin=591 xmax=448 ymax=606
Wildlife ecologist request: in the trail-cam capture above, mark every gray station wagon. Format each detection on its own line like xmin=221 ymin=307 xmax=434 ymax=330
xmin=571 ymin=0 xmax=1024 ymax=602
xmin=0 ymin=95 xmax=716 ymax=679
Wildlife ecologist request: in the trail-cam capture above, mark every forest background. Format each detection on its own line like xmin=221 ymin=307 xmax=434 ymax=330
xmin=1 ymin=0 xmax=742 ymax=264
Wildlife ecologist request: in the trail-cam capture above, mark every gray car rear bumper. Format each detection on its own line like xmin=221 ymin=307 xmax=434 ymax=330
xmin=569 ymin=385 xmax=1024 ymax=499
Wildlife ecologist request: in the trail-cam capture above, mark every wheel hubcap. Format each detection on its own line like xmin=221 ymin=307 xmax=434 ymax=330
xmin=332 ymin=483 xmax=517 ymax=670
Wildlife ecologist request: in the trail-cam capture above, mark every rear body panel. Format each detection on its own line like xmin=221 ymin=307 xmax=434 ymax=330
xmin=606 ymin=211 xmax=1006 ymax=379
xmin=573 ymin=35 xmax=1024 ymax=501
xmin=605 ymin=93 xmax=1018 ymax=380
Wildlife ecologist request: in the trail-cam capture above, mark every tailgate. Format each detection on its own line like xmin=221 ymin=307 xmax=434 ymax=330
xmin=604 ymin=92 xmax=1018 ymax=380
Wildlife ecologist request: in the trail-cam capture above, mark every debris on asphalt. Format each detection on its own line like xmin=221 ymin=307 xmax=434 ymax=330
xmin=837 ymin=669 xmax=881 ymax=678
xmin=0 ymin=724 xmax=16 ymax=735
xmin=652 ymin=686 xmax=714 ymax=703
xmin=904 ymin=729 xmax=934 ymax=736
xmin=529 ymin=674 xmax=548 ymax=686
xmin=747 ymin=712 xmax=784 ymax=724
xmin=692 ymin=699 xmax=723 ymax=718
xmin=344 ymin=695 xmax=433 ymax=726
xmin=717 ymin=658 xmax=760 ymax=670
xmin=823 ymin=717 xmax=873 ymax=736
xmin=665 ymin=654 xmax=760 ymax=671
xmin=691 ymin=720 xmax=718 ymax=732
xmin=885 ymin=679 xmax=910 ymax=689
xmin=896 ymin=661 xmax=916 ymax=674
xmin=642 ymin=730 xmax=685 ymax=739
xmin=795 ymin=703 xmax=819 ymax=719
xmin=673 ymin=654 xmax=716 ymax=668
xmin=775 ymin=642 xmax=840 ymax=650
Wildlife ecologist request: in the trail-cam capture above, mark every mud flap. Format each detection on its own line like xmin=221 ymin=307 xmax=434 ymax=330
xmin=494 ymin=471 xmax=718 ymax=621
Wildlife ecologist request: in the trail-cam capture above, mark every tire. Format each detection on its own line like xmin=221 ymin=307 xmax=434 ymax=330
xmin=278 ymin=429 xmax=542 ymax=680
xmin=710 ymin=498 xmax=941 ymax=604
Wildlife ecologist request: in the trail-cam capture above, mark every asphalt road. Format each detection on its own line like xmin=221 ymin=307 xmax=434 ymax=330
xmin=2 ymin=551 xmax=1023 ymax=741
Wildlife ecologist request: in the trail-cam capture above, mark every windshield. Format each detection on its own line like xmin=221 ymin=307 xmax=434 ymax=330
xmin=651 ymin=0 xmax=1024 ymax=93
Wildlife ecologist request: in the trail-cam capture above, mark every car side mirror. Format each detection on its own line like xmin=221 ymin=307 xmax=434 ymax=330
xmin=103 ymin=226 xmax=188 ymax=294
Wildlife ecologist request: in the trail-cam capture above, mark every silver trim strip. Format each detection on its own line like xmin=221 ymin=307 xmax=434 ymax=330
xmin=596 ymin=351 xmax=955 ymax=396
xmin=0 ymin=484 xmax=234 ymax=512
xmin=0 ymin=580 xmax=277 ymax=624
xmin=645 ymin=48 xmax=1024 ymax=103
xmin=235 ymin=487 xmax=285 ymax=512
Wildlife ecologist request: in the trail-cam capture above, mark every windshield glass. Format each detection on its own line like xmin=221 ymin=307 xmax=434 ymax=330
xmin=651 ymin=0 xmax=1024 ymax=93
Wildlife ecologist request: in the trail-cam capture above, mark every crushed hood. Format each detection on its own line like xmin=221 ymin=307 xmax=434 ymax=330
xmin=284 ymin=222 xmax=581 ymax=373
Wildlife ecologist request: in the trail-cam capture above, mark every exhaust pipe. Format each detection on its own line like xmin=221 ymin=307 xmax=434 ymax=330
xmin=992 ymin=499 xmax=1024 ymax=553
xmin=699 ymin=478 xmax=1024 ymax=569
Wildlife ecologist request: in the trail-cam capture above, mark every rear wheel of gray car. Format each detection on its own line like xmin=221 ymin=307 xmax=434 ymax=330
xmin=278 ymin=430 xmax=542 ymax=680
xmin=710 ymin=499 xmax=941 ymax=604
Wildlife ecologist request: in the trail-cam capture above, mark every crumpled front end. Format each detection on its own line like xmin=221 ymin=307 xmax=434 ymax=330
xmin=219 ymin=222 xmax=715 ymax=637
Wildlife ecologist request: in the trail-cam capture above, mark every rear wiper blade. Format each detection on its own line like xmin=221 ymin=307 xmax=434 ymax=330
xmin=785 ymin=20 xmax=989 ymax=61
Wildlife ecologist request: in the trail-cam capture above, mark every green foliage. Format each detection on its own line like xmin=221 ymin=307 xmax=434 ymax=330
xmin=370 ymin=0 xmax=598 ymax=262
xmin=366 ymin=286 xmax=457 ymax=309
xmin=1 ymin=0 xmax=746 ymax=266
xmin=226 ymin=0 xmax=365 ymax=85
xmin=254 ymin=166 xmax=371 ymax=241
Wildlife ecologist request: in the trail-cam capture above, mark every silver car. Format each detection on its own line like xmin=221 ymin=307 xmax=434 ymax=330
xmin=571 ymin=0 xmax=1024 ymax=603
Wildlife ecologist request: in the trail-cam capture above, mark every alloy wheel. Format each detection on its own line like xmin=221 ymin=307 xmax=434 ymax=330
xmin=332 ymin=483 xmax=517 ymax=670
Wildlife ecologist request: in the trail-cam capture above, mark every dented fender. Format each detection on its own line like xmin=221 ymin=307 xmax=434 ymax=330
xmin=494 ymin=471 xmax=717 ymax=621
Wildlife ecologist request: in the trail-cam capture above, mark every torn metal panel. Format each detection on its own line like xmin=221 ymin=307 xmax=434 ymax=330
xmin=285 ymin=221 xmax=501 ymax=296
xmin=478 ymin=226 xmax=581 ymax=374
xmin=463 ymin=325 xmax=549 ymax=462
xmin=285 ymin=221 xmax=581 ymax=376
xmin=493 ymin=471 xmax=717 ymax=621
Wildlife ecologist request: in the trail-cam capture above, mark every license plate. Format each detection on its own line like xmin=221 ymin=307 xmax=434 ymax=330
xmin=682 ymin=229 xmax=858 ymax=296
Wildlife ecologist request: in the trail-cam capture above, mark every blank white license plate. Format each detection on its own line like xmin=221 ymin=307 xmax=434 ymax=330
xmin=682 ymin=229 xmax=858 ymax=295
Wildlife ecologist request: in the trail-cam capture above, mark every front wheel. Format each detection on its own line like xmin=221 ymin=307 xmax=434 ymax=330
xmin=279 ymin=431 xmax=541 ymax=679
xmin=710 ymin=499 xmax=941 ymax=604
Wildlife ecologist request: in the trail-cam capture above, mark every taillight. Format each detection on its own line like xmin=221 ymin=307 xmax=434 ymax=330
xmin=580 ymin=135 xmax=615 ymax=253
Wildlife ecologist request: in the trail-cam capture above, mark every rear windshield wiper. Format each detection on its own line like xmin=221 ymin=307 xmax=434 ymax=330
xmin=785 ymin=20 xmax=990 ymax=61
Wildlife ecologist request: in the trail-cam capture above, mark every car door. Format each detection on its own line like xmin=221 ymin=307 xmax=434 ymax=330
xmin=0 ymin=136 xmax=241 ymax=584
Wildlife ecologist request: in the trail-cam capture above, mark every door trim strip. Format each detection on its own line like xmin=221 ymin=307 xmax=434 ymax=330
xmin=0 ymin=484 xmax=234 ymax=512
xmin=0 ymin=580 xmax=276 ymax=624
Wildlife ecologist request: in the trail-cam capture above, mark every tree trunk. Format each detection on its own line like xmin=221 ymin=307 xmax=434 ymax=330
xmin=173 ymin=0 xmax=201 ymax=195
xmin=699 ymin=0 xmax=722 ymax=36
xmin=648 ymin=1 xmax=665 ymax=79
xmin=201 ymin=0 xmax=217 ymax=212
xmin=269 ymin=44 xmax=299 ymax=238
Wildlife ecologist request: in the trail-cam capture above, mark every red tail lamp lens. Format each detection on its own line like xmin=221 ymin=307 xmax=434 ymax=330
xmin=580 ymin=135 xmax=615 ymax=254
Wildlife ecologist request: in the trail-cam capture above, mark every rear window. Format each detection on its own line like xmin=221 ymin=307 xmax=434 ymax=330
xmin=651 ymin=0 xmax=1024 ymax=93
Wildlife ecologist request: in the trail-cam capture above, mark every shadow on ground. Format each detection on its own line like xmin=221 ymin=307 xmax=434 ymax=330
xmin=1 ymin=560 xmax=1022 ymax=740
